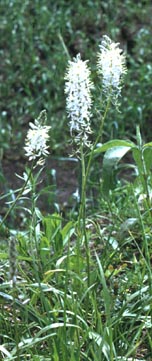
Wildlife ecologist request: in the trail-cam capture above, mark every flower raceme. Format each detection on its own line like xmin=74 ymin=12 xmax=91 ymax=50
xmin=97 ymin=35 xmax=127 ymax=102
xmin=24 ymin=110 xmax=51 ymax=165
xmin=65 ymin=54 xmax=94 ymax=147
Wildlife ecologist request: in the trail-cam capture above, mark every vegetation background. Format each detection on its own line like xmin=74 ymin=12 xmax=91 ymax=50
xmin=0 ymin=1 xmax=152 ymax=360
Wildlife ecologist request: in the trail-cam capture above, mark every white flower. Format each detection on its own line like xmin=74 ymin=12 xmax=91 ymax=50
xmin=65 ymin=54 xmax=94 ymax=146
xmin=24 ymin=110 xmax=51 ymax=165
xmin=97 ymin=35 xmax=127 ymax=101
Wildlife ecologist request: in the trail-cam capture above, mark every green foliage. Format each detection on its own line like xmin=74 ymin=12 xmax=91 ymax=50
xmin=1 ymin=0 xmax=152 ymax=152
xmin=93 ymin=140 xmax=135 ymax=196
xmin=1 ymin=168 xmax=152 ymax=359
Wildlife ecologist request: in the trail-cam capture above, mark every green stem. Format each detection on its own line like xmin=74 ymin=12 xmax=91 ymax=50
xmin=12 ymin=286 xmax=20 ymax=361
xmin=29 ymin=175 xmax=52 ymax=328
xmin=0 ymin=163 xmax=34 ymax=230
xmin=85 ymin=95 xmax=111 ymax=183
xmin=132 ymin=185 xmax=152 ymax=294
xmin=140 ymin=149 xmax=151 ymax=212
xmin=63 ymin=237 xmax=70 ymax=359
xmin=136 ymin=125 xmax=151 ymax=214
xmin=77 ymin=96 xmax=111 ymax=285
xmin=76 ymin=143 xmax=85 ymax=279
xmin=80 ymin=142 xmax=90 ymax=287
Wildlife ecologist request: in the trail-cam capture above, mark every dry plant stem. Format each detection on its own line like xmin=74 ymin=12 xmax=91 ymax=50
xmin=0 ymin=162 xmax=34 ymax=230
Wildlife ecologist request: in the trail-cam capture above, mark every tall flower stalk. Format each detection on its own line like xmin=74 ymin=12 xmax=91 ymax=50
xmin=0 ymin=110 xmax=51 ymax=359
xmin=86 ymin=35 xmax=127 ymax=180
xmin=0 ymin=110 xmax=51 ymax=229
xmin=65 ymin=54 xmax=93 ymax=284
xmin=65 ymin=37 xmax=127 ymax=288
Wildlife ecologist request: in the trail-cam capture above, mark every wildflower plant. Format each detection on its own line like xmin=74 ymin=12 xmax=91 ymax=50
xmin=0 ymin=110 xmax=50 ymax=229
xmin=64 ymin=36 xmax=127 ymax=286
xmin=63 ymin=38 xmax=152 ymax=358
xmin=65 ymin=54 xmax=94 ymax=283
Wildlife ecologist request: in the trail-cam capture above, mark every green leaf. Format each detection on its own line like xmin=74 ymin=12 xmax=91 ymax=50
xmin=132 ymin=147 xmax=151 ymax=191
xmin=132 ymin=147 xmax=142 ymax=175
xmin=61 ymin=221 xmax=75 ymax=246
xmin=143 ymin=147 xmax=152 ymax=172
xmin=102 ymin=146 xmax=131 ymax=196
xmin=56 ymin=254 xmax=84 ymax=272
xmin=42 ymin=213 xmax=63 ymax=253
xmin=143 ymin=142 xmax=152 ymax=147
xmin=93 ymin=139 xmax=135 ymax=156
xmin=0 ymin=252 xmax=8 ymax=259
xmin=95 ymin=253 xmax=111 ymax=318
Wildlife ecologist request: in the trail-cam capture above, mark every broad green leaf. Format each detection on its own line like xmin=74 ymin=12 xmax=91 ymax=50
xmin=42 ymin=213 xmax=63 ymax=253
xmin=102 ymin=146 xmax=131 ymax=196
xmin=132 ymin=147 xmax=151 ymax=192
xmin=43 ymin=269 xmax=65 ymax=282
xmin=93 ymin=139 xmax=135 ymax=155
xmin=143 ymin=141 xmax=152 ymax=147
xmin=143 ymin=147 xmax=152 ymax=172
xmin=0 ymin=252 xmax=8 ymax=259
xmin=56 ymin=254 xmax=84 ymax=272
xmin=18 ymin=255 xmax=33 ymax=261
xmin=132 ymin=147 xmax=143 ymax=174
xmin=61 ymin=221 xmax=75 ymax=246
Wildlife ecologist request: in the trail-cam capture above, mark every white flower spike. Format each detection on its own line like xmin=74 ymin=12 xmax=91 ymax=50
xmin=24 ymin=110 xmax=51 ymax=165
xmin=65 ymin=54 xmax=94 ymax=146
xmin=97 ymin=35 xmax=127 ymax=103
